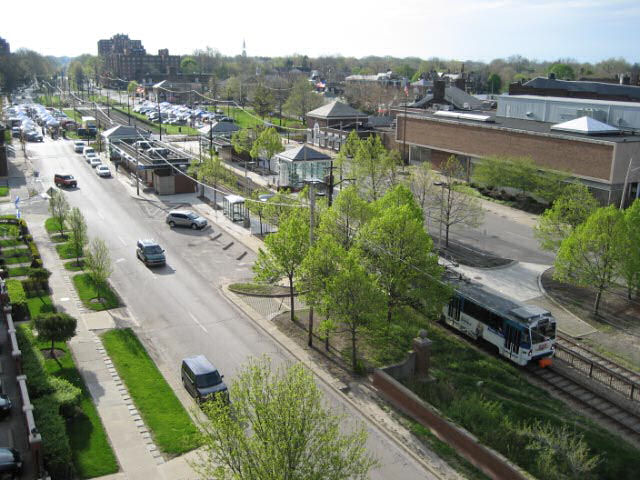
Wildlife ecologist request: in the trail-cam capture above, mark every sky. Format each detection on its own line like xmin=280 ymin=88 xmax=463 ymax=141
xmin=2 ymin=0 xmax=639 ymax=63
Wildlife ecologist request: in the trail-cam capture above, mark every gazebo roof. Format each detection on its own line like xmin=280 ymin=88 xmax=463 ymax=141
xmin=550 ymin=116 xmax=620 ymax=135
xmin=277 ymin=145 xmax=331 ymax=162
xmin=306 ymin=101 xmax=365 ymax=119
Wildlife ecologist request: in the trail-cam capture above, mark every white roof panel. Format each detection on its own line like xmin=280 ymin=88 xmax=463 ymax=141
xmin=550 ymin=116 xmax=619 ymax=135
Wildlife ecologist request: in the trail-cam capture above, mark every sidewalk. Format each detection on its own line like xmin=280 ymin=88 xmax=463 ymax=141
xmin=28 ymin=215 xmax=199 ymax=480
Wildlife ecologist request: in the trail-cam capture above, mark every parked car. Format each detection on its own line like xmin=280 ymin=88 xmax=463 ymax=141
xmin=83 ymin=146 xmax=96 ymax=159
xmin=0 ymin=395 xmax=11 ymax=419
xmin=166 ymin=210 xmax=208 ymax=230
xmin=25 ymin=130 xmax=43 ymax=142
xmin=95 ymin=165 xmax=111 ymax=177
xmin=54 ymin=173 xmax=77 ymax=188
xmin=134 ymin=140 xmax=152 ymax=152
xmin=181 ymin=355 xmax=227 ymax=403
xmin=89 ymin=157 xmax=102 ymax=168
xmin=136 ymin=239 xmax=166 ymax=267
xmin=0 ymin=448 xmax=22 ymax=478
xmin=73 ymin=140 xmax=85 ymax=153
xmin=11 ymin=127 xmax=20 ymax=138
xmin=85 ymin=152 xmax=99 ymax=164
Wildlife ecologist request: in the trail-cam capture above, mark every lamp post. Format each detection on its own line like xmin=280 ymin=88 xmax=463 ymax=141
xmin=434 ymin=181 xmax=448 ymax=252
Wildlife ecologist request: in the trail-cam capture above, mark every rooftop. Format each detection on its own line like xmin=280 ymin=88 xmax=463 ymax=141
xmin=307 ymin=101 xmax=365 ymax=119
xmin=277 ymin=144 xmax=331 ymax=162
xmin=523 ymin=77 xmax=640 ymax=100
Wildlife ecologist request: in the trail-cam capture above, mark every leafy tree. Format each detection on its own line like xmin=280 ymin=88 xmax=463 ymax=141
xmin=474 ymin=155 xmax=539 ymax=197
xmin=351 ymin=135 xmax=396 ymax=201
xmin=180 ymin=56 xmax=198 ymax=74
xmin=126 ymin=80 xmax=138 ymax=95
xmin=34 ymin=312 xmax=77 ymax=358
xmin=69 ymin=61 xmax=85 ymax=91
xmin=191 ymin=357 xmax=377 ymax=480
xmin=66 ymin=207 xmax=88 ymax=267
xmin=224 ymin=75 xmax=240 ymax=100
xmin=261 ymin=190 xmax=300 ymax=227
xmin=487 ymin=73 xmax=502 ymax=93
xmin=357 ymin=196 xmax=445 ymax=341
xmin=251 ymin=84 xmax=275 ymax=118
xmin=406 ymin=161 xmax=434 ymax=214
xmin=554 ymin=206 xmax=626 ymax=314
xmin=534 ymin=184 xmax=599 ymax=252
xmin=253 ymin=207 xmax=309 ymax=322
xmin=430 ymin=156 xmax=484 ymax=248
xmin=208 ymin=74 xmax=219 ymax=99
xmin=323 ymin=249 xmax=384 ymax=371
xmin=283 ymin=78 xmax=324 ymax=121
xmin=548 ymin=63 xmax=575 ymax=80
xmin=250 ymin=127 xmax=284 ymax=169
xmin=190 ymin=153 xmax=231 ymax=211
xmin=318 ymin=185 xmax=372 ymax=250
xmin=84 ymin=238 xmax=113 ymax=304
xmin=48 ymin=190 xmax=70 ymax=238
xmin=619 ymin=199 xmax=640 ymax=299
xmin=231 ymin=128 xmax=256 ymax=157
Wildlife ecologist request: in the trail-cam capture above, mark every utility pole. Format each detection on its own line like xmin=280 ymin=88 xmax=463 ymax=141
xmin=157 ymin=93 xmax=162 ymax=141
xmin=308 ymin=181 xmax=316 ymax=347
xmin=136 ymin=150 xmax=140 ymax=196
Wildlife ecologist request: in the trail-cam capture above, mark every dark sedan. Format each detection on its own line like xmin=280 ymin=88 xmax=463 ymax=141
xmin=0 ymin=395 xmax=11 ymax=419
xmin=0 ymin=448 xmax=22 ymax=478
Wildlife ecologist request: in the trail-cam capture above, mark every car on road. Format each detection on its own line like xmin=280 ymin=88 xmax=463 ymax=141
xmin=85 ymin=152 xmax=99 ymax=164
xmin=181 ymin=355 xmax=227 ymax=403
xmin=166 ymin=210 xmax=208 ymax=230
xmin=89 ymin=157 xmax=102 ymax=168
xmin=54 ymin=173 xmax=77 ymax=188
xmin=73 ymin=141 xmax=85 ymax=153
xmin=136 ymin=239 xmax=166 ymax=267
xmin=0 ymin=395 xmax=12 ymax=419
xmin=25 ymin=130 xmax=43 ymax=142
xmin=83 ymin=146 xmax=96 ymax=159
xmin=0 ymin=448 xmax=22 ymax=478
xmin=95 ymin=165 xmax=111 ymax=177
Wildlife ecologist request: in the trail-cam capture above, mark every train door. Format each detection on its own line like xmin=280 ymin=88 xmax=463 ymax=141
xmin=504 ymin=323 xmax=521 ymax=359
xmin=448 ymin=296 xmax=461 ymax=322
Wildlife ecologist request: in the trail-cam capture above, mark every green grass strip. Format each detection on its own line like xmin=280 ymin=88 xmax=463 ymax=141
xmin=8 ymin=266 xmax=30 ymax=277
xmin=26 ymin=295 xmax=55 ymax=319
xmin=45 ymin=217 xmax=66 ymax=235
xmin=0 ymin=186 xmax=9 ymax=197
xmin=72 ymin=273 xmax=119 ymax=311
xmin=55 ymin=242 xmax=80 ymax=260
xmin=40 ymin=339 xmax=119 ymax=477
xmin=101 ymin=329 xmax=201 ymax=455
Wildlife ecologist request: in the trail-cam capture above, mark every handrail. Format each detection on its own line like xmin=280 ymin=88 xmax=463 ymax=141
xmin=555 ymin=343 xmax=639 ymax=402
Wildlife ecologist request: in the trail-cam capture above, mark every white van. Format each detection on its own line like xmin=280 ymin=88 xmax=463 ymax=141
xmin=74 ymin=141 xmax=85 ymax=153
xmin=83 ymin=146 xmax=96 ymax=159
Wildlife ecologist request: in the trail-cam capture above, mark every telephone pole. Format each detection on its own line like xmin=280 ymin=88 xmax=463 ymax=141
xmin=308 ymin=182 xmax=316 ymax=347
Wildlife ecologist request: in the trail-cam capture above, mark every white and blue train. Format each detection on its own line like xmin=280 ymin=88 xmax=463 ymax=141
xmin=441 ymin=277 xmax=556 ymax=367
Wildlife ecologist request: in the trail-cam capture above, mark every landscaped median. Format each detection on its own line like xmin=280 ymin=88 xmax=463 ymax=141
xmin=101 ymin=328 xmax=201 ymax=456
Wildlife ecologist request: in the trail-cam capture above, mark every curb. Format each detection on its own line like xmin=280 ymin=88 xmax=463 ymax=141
xmin=220 ymin=285 xmax=447 ymax=480
xmin=536 ymin=266 xmax=597 ymax=338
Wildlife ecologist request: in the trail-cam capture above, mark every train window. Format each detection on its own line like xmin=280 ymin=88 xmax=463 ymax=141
xmin=531 ymin=319 xmax=555 ymax=344
xmin=461 ymin=300 xmax=503 ymax=331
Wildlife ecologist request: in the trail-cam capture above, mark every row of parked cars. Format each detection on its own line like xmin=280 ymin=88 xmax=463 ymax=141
xmin=74 ymin=141 xmax=111 ymax=177
xmin=133 ymin=101 xmax=233 ymax=127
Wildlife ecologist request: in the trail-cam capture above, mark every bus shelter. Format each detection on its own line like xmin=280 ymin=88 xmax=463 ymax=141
xmin=223 ymin=195 xmax=247 ymax=222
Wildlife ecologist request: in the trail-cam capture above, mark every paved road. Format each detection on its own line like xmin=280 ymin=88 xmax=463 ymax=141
xmin=18 ymin=138 xmax=437 ymax=480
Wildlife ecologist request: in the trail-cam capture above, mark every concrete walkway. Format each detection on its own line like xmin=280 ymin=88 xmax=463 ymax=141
xmin=28 ymin=215 xmax=199 ymax=480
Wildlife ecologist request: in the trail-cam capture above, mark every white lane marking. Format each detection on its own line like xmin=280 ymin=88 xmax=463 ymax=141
xmin=189 ymin=312 xmax=208 ymax=333
xmin=118 ymin=236 xmax=127 ymax=246
xmin=115 ymin=258 xmax=125 ymax=263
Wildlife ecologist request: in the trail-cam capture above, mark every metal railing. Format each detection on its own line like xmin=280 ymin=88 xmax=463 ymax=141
xmin=555 ymin=344 xmax=640 ymax=402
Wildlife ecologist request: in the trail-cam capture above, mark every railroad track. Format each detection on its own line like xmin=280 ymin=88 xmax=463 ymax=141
xmin=554 ymin=334 xmax=640 ymax=403
xmin=528 ymin=363 xmax=640 ymax=444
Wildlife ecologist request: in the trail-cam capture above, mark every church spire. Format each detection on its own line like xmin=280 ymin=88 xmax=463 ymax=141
xmin=242 ymin=39 xmax=246 ymax=58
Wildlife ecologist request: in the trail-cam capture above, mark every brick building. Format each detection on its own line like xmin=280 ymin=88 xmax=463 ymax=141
xmin=98 ymin=34 xmax=180 ymax=82
xmin=392 ymin=106 xmax=640 ymax=207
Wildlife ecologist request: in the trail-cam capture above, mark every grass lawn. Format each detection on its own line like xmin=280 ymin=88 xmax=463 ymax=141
xmin=8 ymin=266 xmax=30 ymax=277
xmin=4 ymin=255 xmax=31 ymax=264
xmin=64 ymin=259 xmax=85 ymax=271
xmin=0 ymin=238 xmax=22 ymax=247
xmin=55 ymin=242 xmax=81 ymax=260
xmin=0 ymin=186 xmax=8 ymax=197
xmin=101 ymin=329 xmax=201 ymax=455
xmin=404 ymin=319 xmax=640 ymax=480
xmin=72 ymin=273 xmax=118 ymax=311
xmin=39 ymin=338 xmax=118 ymax=478
xmin=45 ymin=217 xmax=66 ymax=235
xmin=26 ymin=295 xmax=55 ymax=318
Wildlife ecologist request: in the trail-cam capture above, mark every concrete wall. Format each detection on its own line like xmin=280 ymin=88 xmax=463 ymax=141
xmin=153 ymin=173 xmax=174 ymax=195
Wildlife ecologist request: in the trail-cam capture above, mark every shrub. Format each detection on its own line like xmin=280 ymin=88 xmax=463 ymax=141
xmin=16 ymin=326 xmax=53 ymax=398
xmin=6 ymin=279 xmax=27 ymax=321
xmin=49 ymin=376 xmax=82 ymax=418
xmin=28 ymin=241 xmax=40 ymax=259
xmin=31 ymin=258 xmax=43 ymax=269
xmin=32 ymin=397 xmax=75 ymax=480
xmin=27 ymin=267 xmax=51 ymax=281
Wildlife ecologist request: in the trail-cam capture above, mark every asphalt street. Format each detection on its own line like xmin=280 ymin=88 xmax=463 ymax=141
xmin=16 ymin=137 xmax=436 ymax=480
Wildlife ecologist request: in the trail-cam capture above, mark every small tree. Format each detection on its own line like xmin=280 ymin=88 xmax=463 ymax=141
xmin=430 ymin=156 xmax=484 ymax=248
xmin=126 ymin=80 xmax=138 ymax=95
xmin=318 ymin=185 xmax=372 ymax=251
xmin=251 ymin=84 xmax=275 ymax=118
xmin=231 ymin=128 xmax=256 ymax=157
xmin=250 ymin=127 xmax=284 ymax=170
xmin=191 ymin=357 xmax=378 ymax=480
xmin=48 ymin=189 xmax=70 ymax=238
xmin=406 ymin=161 xmax=434 ymax=214
xmin=84 ymin=238 xmax=113 ymax=304
xmin=619 ymin=199 xmax=640 ymax=299
xmin=283 ymin=78 xmax=324 ymax=121
xmin=554 ymin=206 xmax=626 ymax=314
xmin=34 ymin=312 xmax=77 ymax=358
xmin=66 ymin=207 xmax=88 ymax=267
xmin=253 ymin=207 xmax=309 ymax=322
xmin=474 ymin=155 xmax=539 ymax=198
xmin=534 ymin=183 xmax=599 ymax=252
xmin=180 ymin=56 xmax=198 ymax=74
xmin=352 ymin=135 xmax=393 ymax=201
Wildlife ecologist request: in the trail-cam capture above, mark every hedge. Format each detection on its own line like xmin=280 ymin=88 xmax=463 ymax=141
xmin=33 ymin=397 xmax=74 ymax=480
xmin=6 ymin=278 xmax=27 ymax=321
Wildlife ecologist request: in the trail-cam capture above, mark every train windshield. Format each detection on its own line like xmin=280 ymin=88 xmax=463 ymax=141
xmin=530 ymin=317 xmax=556 ymax=344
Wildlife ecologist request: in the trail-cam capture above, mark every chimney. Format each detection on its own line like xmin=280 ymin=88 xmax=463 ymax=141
xmin=548 ymin=72 xmax=556 ymax=80
xmin=433 ymin=80 xmax=445 ymax=102
xmin=621 ymin=74 xmax=631 ymax=85
xmin=454 ymin=77 xmax=465 ymax=91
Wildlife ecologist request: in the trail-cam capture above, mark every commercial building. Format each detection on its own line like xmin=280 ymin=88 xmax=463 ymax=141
xmin=393 ymin=94 xmax=640 ymax=207
xmin=98 ymin=34 xmax=180 ymax=82
xmin=509 ymin=75 xmax=640 ymax=102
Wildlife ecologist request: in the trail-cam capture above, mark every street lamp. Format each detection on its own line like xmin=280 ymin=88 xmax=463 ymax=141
xmin=434 ymin=181 xmax=448 ymax=252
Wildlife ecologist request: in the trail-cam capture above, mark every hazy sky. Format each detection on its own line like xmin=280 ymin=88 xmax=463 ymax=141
xmin=3 ymin=0 xmax=639 ymax=63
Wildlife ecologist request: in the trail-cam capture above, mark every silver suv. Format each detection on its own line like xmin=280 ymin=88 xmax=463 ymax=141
xmin=166 ymin=210 xmax=208 ymax=230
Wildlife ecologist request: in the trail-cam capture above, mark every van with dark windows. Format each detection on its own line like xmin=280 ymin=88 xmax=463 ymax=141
xmin=181 ymin=355 xmax=227 ymax=403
